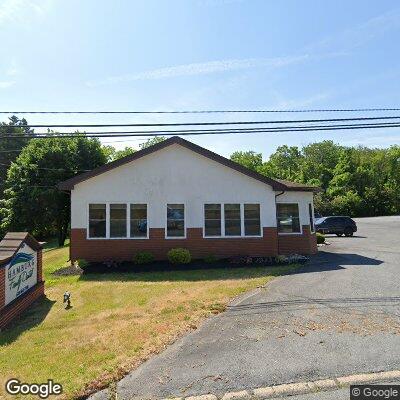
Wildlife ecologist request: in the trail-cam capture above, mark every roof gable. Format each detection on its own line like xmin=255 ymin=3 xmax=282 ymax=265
xmin=58 ymin=136 xmax=318 ymax=192
xmin=0 ymin=232 xmax=42 ymax=265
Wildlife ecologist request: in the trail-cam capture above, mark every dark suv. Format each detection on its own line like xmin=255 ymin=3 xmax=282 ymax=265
xmin=315 ymin=216 xmax=357 ymax=237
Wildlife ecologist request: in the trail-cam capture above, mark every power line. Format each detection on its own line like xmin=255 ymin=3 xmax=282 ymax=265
xmin=2 ymin=120 xmax=400 ymax=137
xmin=2 ymin=107 xmax=400 ymax=114
xmin=5 ymin=115 xmax=400 ymax=129
xmin=1 ymin=121 xmax=400 ymax=140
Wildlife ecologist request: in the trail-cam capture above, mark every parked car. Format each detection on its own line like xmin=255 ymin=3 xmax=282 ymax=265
xmin=315 ymin=216 xmax=357 ymax=237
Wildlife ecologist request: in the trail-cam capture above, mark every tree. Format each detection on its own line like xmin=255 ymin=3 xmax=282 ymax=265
xmin=139 ymin=136 xmax=166 ymax=149
xmin=1 ymin=135 xmax=107 ymax=245
xmin=300 ymin=141 xmax=343 ymax=190
xmin=102 ymin=145 xmax=136 ymax=162
xmin=230 ymin=151 xmax=263 ymax=171
xmin=0 ymin=116 xmax=33 ymax=199
xmin=260 ymin=145 xmax=303 ymax=181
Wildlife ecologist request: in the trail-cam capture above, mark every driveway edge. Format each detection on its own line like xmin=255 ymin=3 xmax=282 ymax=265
xmin=163 ymin=370 xmax=400 ymax=400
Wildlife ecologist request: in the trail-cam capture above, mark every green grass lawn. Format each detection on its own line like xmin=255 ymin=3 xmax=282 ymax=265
xmin=0 ymin=245 xmax=298 ymax=399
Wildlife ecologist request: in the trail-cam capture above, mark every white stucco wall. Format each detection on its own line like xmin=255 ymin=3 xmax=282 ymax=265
xmin=70 ymin=144 xmax=313 ymax=231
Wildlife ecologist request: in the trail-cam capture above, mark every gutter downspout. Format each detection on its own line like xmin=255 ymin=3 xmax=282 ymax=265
xmin=275 ymin=190 xmax=285 ymax=255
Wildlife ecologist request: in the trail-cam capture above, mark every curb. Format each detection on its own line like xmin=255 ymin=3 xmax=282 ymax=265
xmin=164 ymin=370 xmax=400 ymax=400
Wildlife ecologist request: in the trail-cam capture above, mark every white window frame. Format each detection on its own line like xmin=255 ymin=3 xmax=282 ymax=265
xmin=165 ymin=203 xmax=186 ymax=239
xmin=86 ymin=202 xmax=149 ymax=240
xmin=203 ymin=203 xmax=263 ymax=239
xmin=109 ymin=203 xmax=128 ymax=239
xmin=87 ymin=203 xmax=108 ymax=239
xmin=203 ymin=203 xmax=223 ymax=238
xmin=276 ymin=202 xmax=303 ymax=235
xmin=243 ymin=203 xmax=262 ymax=237
xmin=129 ymin=203 xmax=149 ymax=239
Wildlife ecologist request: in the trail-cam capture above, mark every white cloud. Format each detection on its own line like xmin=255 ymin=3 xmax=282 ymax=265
xmin=0 ymin=80 xmax=15 ymax=88
xmin=307 ymin=8 xmax=400 ymax=52
xmin=5 ymin=60 xmax=19 ymax=77
xmin=269 ymin=92 xmax=331 ymax=110
xmin=0 ymin=0 xmax=52 ymax=26
xmin=87 ymin=52 xmax=346 ymax=87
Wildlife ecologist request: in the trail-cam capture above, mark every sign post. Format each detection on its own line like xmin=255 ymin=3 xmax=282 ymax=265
xmin=0 ymin=232 xmax=44 ymax=330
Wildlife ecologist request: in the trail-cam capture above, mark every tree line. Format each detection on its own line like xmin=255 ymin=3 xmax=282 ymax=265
xmin=0 ymin=117 xmax=399 ymax=245
xmin=231 ymin=141 xmax=400 ymax=218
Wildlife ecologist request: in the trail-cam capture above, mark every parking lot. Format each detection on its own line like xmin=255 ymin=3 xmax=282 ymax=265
xmin=92 ymin=216 xmax=400 ymax=399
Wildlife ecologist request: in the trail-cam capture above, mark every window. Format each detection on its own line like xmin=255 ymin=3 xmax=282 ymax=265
xmin=89 ymin=204 xmax=106 ymax=238
xmin=204 ymin=204 xmax=221 ymax=236
xmin=167 ymin=204 xmax=185 ymax=237
xmin=244 ymin=204 xmax=261 ymax=236
xmin=110 ymin=204 xmax=127 ymax=237
xmin=130 ymin=204 xmax=147 ymax=238
xmin=224 ymin=204 xmax=241 ymax=236
xmin=309 ymin=203 xmax=315 ymax=232
xmin=277 ymin=203 xmax=300 ymax=233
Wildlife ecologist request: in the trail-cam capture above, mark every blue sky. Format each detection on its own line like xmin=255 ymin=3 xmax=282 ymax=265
xmin=1 ymin=0 xmax=400 ymax=158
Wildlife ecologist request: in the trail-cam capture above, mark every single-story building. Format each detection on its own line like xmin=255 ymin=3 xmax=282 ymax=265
xmin=58 ymin=136 xmax=319 ymax=262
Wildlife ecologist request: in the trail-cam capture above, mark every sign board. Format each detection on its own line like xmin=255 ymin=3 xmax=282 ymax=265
xmin=5 ymin=242 xmax=38 ymax=306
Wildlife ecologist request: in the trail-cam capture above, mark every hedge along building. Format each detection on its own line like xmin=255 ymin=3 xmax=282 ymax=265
xmin=58 ymin=136 xmax=319 ymax=262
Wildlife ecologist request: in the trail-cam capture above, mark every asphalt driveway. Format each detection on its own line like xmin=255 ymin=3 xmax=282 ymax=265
xmin=92 ymin=216 xmax=400 ymax=399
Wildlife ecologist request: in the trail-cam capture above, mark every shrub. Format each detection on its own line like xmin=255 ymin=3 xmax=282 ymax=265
xmin=76 ymin=258 xmax=89 ymax=269
xmin=167 ymin=248 xmax=191 ymax=264
xmin=316 ymin=232 xmax=325 ymax=244
xmin=133 ymin=251 xmax=155 ymax=265
xmin=204 ymin=254 xmax=217 ymax=264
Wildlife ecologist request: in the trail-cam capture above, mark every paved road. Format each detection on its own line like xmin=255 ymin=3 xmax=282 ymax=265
xmin=92 ymin=216 xmax=400 ymax=399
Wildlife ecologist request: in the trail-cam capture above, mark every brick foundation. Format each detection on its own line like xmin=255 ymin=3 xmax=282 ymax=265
xmin=278 ymin=225 xmax=318 ymax=255
xmin=0 ymin=281 xmax=44 ymax=329
xmin=71 ymin=226 xmax=317 ymax=262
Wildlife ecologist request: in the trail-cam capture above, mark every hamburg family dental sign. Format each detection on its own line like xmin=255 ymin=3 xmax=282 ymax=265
xmin=5 ymin=243 xmax=37 ymax=305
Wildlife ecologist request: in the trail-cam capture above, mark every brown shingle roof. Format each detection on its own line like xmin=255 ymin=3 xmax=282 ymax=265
xmin=58 ymin=136 xmax=319 ymax=192
xmin=0 ymin=232 xmax=42 ymax=265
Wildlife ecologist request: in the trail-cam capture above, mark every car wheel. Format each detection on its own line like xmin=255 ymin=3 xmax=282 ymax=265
xmin=336 ymin=233 xmax=343 ymax=237
xmin=344 ymin=227 xmax=353 ymax=237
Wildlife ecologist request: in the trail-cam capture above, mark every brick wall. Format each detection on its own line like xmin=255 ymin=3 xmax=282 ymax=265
xmin=71 ymin=227 xmax=279 ymax=261
xmin=70 ymin=225 xmax=317 ymax=262
xmin=37 ymin=249 xmax=43 ymax=282
xmin=278 ymin=225 xmax=318 ymax=255
xmin=0 ymin=281 xmax=44 ymax=330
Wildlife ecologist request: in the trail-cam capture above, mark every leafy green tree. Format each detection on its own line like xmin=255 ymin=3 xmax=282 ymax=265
xmin=1 ymin=135 xmax=107 ymax=245
xmin=328 ymin=148 xmax=357 ymax=197
xmin=260 ymin=145 xmax=304 ymax=181
xmin=139 ymin=136 xmax=166 ymax=149
xmin=0 ymin=116 xmax=33 ymax=199
xmin=230 ymin=151 xmax=263 ymax=171
xmin=102 ymin=145 xmax=136 ymax=162
xmin=300 ymin=141 xmax=343 ymax=190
